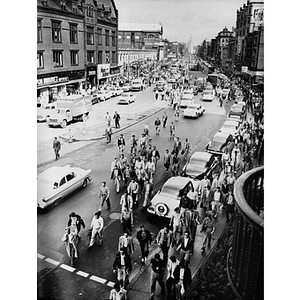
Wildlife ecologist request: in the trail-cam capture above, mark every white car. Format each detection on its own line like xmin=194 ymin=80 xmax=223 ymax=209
xmin=37 ymin=103 xmax=57 ymax=122
xmin=180 ymin=97 xmax=195 ymax=109
xmin=202 ymin=89 xmax=214 ymax=101
xmin=118 ymin=92 xmax=136 ymax=105
xmin=96 ymin=90 xmax=113 ymax=102
xmin=183 ymin=104 xmax=205 ymax=118
xmin=37 ymin=165 xmax=92 ymax=209
xmin=147 ymin=177 xmax=201 ymax=219
xmin=110 ymin=87 xmax=123 ymax=97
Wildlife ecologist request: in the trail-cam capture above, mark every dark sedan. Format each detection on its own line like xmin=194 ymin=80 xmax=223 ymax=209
xmin=205 ymin=132 xmax=233 ymax=156
xmin=181 ymin=152 xmax=218 ymax=180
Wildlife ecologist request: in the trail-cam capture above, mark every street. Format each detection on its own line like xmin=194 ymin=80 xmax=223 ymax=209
xmin=37 ymin=71 xmax=232 ymax=299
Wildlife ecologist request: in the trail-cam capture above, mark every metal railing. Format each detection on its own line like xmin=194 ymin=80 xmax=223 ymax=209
xmin=227 ymin=166 xmax=264 ymax=300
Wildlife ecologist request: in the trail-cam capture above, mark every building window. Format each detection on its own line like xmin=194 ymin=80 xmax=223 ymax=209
xmin=148 ymin=34 xmax=154 ymax=38
xmin=98 ymin=51 xmax=103 ymax=64
xmin=60 ymin=0 xmax=66 ymax=10
xmin=105 ymin=30 xmax=109 ymax=46
xmin=112 ymin=51 xmax=116 ymax=63
xmin=97 ymin=28 xmax=102 ymax=45
xmin=70 ymin=50 xmax=79 ymax=66
xmin=112 ymin=31 xmax=116 ymax=46
xmin=87 ymin=27 xmax=94 ymax=45
xmin=37 ymin=52 xmax=44 ymax=69
xmin=69 ymin=24 xmax=78 ymax=43
xmin=53 ymin=50 xmax=63 ymax=67
xmin=72 ymin=4 xmax=78 ymax=13
xmin=105 ymin=51 xmax=110 ymax=63
xmin=37 ymin=19 xmax=42 ymax=42
xmin=87 ymin=5 xmax=93 ymax=18
xmin=52 ymin=21 xmax=62 ymax=42
xmin=87 ymin=51 xmax=95 ymax=63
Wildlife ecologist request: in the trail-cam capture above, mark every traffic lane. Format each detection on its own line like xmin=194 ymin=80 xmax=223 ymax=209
xmin=37 ymin=106 xmax=226 ymax=289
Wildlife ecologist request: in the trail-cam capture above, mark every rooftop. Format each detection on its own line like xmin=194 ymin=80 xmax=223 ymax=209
xmin=118 ymin=23 xmax=163 ymax=33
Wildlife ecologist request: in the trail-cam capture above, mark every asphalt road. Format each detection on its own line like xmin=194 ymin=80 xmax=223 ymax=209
xmin=37 ymin=71 xmax=231 ymax=300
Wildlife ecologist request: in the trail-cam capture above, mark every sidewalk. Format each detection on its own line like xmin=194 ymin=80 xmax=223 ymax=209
xmin=37 ymin=101 xmax=168 ymax=167
xmin=127 ymin=211 xmax=228 ymax=300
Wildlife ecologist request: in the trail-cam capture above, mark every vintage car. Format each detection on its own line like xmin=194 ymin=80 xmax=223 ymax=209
xmin=110 ymin=87 xmax=123 ymax=97
xmin=181 ymin=152 xmax=218 ymax=180
xmin=122 ymin=83 xmax=132 ymax=92
xmin=147 ymin=176 xmax=201 ymax=219
xmin=206 ymin=132 xmax=233 ymax=156
xmin=227 ymin=115 xmax=243 ymax=124
xmin=182 ymin=104 xmax=205 ymax=118
xmin=202 ymin=89 xmax=214 ymax=101
xmin=117 ymin=92 xmax=136 ymax=105
xmin=219 ymin=120 xmax=240 ymax=135
xmin=37 ymin=165 xmax=92 ymax=209
xmin=96 ymin=90 xmax=113 ymax=102
xmin=37 ymin=103 xmax=57 ymax=122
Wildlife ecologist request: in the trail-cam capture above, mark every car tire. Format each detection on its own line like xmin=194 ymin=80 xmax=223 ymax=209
xmin=61 ymin=119 xmax=67 ymax=128
xmin=82 ymin=178 xmax=88 ymax=188
xmin=155 ymin=203 xmax=168 ymax=217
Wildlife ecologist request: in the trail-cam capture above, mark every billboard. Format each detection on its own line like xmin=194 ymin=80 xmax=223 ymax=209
xmin=251 ymin=4 xmax=264 ymax=31
xmin=97 ymin=64 xmax=110 ymax=79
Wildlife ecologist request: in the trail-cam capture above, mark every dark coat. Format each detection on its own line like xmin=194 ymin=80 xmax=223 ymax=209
xmin=136 ymin=229 xmax=152 ymax=245
xmin=113 ymin=252 xmax=132 ymax=273
xmin=174 ymin=266 xmax=192 ymax=289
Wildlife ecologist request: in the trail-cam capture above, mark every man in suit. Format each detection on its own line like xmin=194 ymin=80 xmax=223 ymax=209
xmin=118 ymin=231 xmax=134 ymax=255
xmin=176 ymin=231 xmax=194 ymax=266
xmin=53 ymin=137 xmax=61 ymax=160
xmin=156 ymin=225 xmax=173 ymax=264
xmin=113 ymin=247 xmax=132 ymax=289
xmin=136 ymin=224 xmax=152 ymax=264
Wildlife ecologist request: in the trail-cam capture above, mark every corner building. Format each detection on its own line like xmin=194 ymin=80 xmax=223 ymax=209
xmin=37 ymin=0 xmax=118 ymax=104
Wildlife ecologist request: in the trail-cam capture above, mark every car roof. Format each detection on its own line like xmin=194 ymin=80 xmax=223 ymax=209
xmin=190 ymin=152 xmax=212 ymax=161
xmin=213 ymin=132 xmax=230 ymax=142
xmin=38 ymin=166 xmax=73 ymax=181
xmin=163 ymin=176 xmax=193 ymax=190
xmin=185 ymin=104 xmax=200 ymax=108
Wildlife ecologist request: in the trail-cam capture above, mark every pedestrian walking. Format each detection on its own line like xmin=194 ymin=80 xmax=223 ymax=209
xmin=156 ymin=225 xmax=173 ymax=264
xmin=150 ymin=253 xmax=166 ymax=300
xmin=89 ymin=211 xmax=104 ymax=247
xmin=155 ymin=90 xmax=159 ymax=100
xmin=176 ymin=231 xmax=193 ymax=266
xmin=113 ymin=111 xmax=121 ymax=128
xmin=127 ymin=178 xmax=139 ymax=205
xmin=118 ymin=231 xmax=134 ymax=254
xmin=169 ymin=122 xmax=175 ymax=140
xmin=113 ymin=247 xmax=132 ymax=289
xmin=129 ymin=134 xmax=138 ymax=155
xmin=136 ymin=224 xmax=152 ymax=264
xmin=109 ymin=282 xmax=128 ymax=300
xmin=225 ymin=190 xmax=235 ymax=223
xmin=174 ymin=108 xmax=180 ymax=122
xmin=201 ymin=212 xmax=215 ymax=252
xmin=173 ymin=137 xmax=182 ymax=156
xmin=67 ymin=212 xmax=85 ymax=239
xmin=117 ymin=134 xmax=126 ymax=153
xmin=174 ymin=259 xmax=192 ymax=300
xmin=142 ymin=179 xmax=153 ymax=208
xmin=53 ymin=137 xmax=61 ymax=160
xmin=105 ymin=124 xmax=112 ymax=143
xmin=120 ymin=205 xmax=133 ymax=233
xmin=163 ymin=149 xmax=171 ymax=172
xmin=105 ymin=111 xmax=112 ymax=126
xmin=166 ymin=255 xmax=180 ymax=300
xmin=154 ymin=117 xmax=161 ymax=135
xmin=162 ymin=111 xmax=168 ymax=128
xmin=98 ymin=181 xmax=111 ymax=211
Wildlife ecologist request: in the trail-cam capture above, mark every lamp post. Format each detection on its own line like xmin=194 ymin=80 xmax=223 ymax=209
xmin=82 ymin=93 xmax=87 ymax=135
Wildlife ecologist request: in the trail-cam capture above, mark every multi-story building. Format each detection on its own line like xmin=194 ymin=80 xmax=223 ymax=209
xmin=117 ymin=23 xmax=166 ymax=75
xmin=235 ymin=0 xmax=264 ymax=83
xmin=37 ymin=0 xmax=118 ymax=104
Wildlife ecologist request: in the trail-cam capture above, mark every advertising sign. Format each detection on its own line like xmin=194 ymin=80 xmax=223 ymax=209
xmin=251 ymin=4 xmax=264 ymax=31
xmin=236 ymin=36 xmax=243 ymax=55
xmin=97 ymin=64 xmax=110 ymax=79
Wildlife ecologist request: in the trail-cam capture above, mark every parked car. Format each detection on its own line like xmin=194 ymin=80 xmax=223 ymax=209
xmin=117 ymin=92 xmax=136 ymax=105
xmin=227 ymin=115 xmax=243 ymax=124
xmin=183 ymin=104 xmax=205 ymax=118
xmin=37 ymin=103 xmax=57 ymax=122
xmin=205 ymin=132 xmax=233 ymax=156
xmin=147 ymin=176 xmax=201 ymax=219
xmin=37 ymin=165 xmax=92 ymax=209
xmin=219 ymin=120 xmax=240 ymax=135
xmin=110 ymin=87 xmax=123 ymax=97
xmin=96 ymin=90 xmax=113 ymax=102
xmin=180 ymin=97 xmax=195 ymax=109
xmin=122 ymin=83 xmax=132 ymax=92
xmin=202 ymin=89 xmax=214 ymax=101
xmin=131 ymin=79 xmax=143 ymax=91
xmin=181 ymin=152 xmax=218 ymax=180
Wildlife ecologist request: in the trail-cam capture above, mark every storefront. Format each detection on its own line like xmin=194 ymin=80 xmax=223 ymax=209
xmin=86 ymin=65 xmax=97 ymax=89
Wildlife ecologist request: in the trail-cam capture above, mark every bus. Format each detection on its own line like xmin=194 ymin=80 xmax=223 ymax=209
xmin=207 ymin=73 xmax=219 ymax=88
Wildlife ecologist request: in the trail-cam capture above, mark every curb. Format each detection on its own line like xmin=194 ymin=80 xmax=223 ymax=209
xmin=38 ymin=106 xmax=165 ymax=169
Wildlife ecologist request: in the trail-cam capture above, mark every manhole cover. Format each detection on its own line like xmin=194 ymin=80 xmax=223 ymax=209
xmin=110 ymin=212 xmax=121 ymax=220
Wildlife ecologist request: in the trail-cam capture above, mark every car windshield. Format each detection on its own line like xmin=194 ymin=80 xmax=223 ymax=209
xmin=190 ymin=157 xmax=206 ymax=167
xmin=203 ymin=90 xmax=212 ymax=95
xmin=161 ymin=185 xmax=180 ymax=197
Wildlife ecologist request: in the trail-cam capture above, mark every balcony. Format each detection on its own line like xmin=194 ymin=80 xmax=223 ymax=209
xmin=227 ymin=166 xmax=264 ymax=300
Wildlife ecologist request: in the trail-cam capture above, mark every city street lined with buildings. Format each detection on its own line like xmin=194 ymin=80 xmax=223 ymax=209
xmin=36 ymin=1 xmax=264 ymax=300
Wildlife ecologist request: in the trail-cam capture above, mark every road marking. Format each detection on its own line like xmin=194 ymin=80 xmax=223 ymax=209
xmin=37 ymin=253 xmax=45 ymax=259
xmin=107 ymin=281 xmax=115 ymax=288
xmin=90 ymin=275 xmax=106 ymax=284
xmin=77 ymin=271 xmax=89 ymax=278
xmin=60 ymin=264 xmax=76 ymax=272
xmin=45 ymin=258 xmax=60 ymax=266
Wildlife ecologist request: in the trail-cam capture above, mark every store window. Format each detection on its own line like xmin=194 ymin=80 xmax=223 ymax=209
xmin=70 ymin=24 xmax=78 ymax=43
xmin=112 ymin=31 xmax=116 ymax=46
xmin=70 ymin=50 xmax=79 ymax=66
xmin=87 ymin=27 xmax=94 ymax=45
xmin=37 ymin=52 xmax=44 ymax=69
xmin=53 ymin=50 xmax=63 ymax=67
xmin=52 ymin=21 xmax=62 ymax=42
xmin=105 ymin=30 xmax=109 ymax=46
xmin=37 ymin=19 xmax=42 ymax=42
xmin=87 ymin=51 xmax=95 ymax=64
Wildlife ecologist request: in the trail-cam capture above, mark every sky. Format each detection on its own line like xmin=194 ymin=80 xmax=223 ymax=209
xmin=114 ymin=0 xmax=247 ymax=46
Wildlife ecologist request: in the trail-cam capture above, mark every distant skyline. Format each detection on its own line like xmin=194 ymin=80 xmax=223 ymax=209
xmin=114 ymin=0 xmax=247 ymax=45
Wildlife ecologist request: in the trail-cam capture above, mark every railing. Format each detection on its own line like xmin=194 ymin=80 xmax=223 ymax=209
xmin=227 ymin=166 xmax=264 ymax=300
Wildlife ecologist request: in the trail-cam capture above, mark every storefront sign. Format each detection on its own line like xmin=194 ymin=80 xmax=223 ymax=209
xmin=59 ymin=77 xmax=69 ymax=82
xmin=37 ymin=79 xmax=43 ymax=86
xmin=88 ymin=71 xmax=96 ymax=76
xmin=241 ymin=66 xmax=248 ymax=73
xmin=43 ymin=76 xmax=58 ymax=85
xmin=236 ymin=36 xmax=243 ymax=55
xmin=97 ymin=64 xmax=110 ymax=79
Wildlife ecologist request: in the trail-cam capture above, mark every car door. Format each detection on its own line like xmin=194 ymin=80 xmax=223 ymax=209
xmin=66 ymin=172 xmax=78 ymax=194
xmin=59 ymin=176 xmax=69 ymax=198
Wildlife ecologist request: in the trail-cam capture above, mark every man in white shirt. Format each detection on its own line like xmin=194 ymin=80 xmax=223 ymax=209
xmin=109 ymin=282 xmax=127 ymax=300
xmin=211 ymin=186 xmax=223 ymax=219
xmin=89 ymin=211 xmax=104 ymax=247
xmin=166 ymin=255 xmax=179 ymax=300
